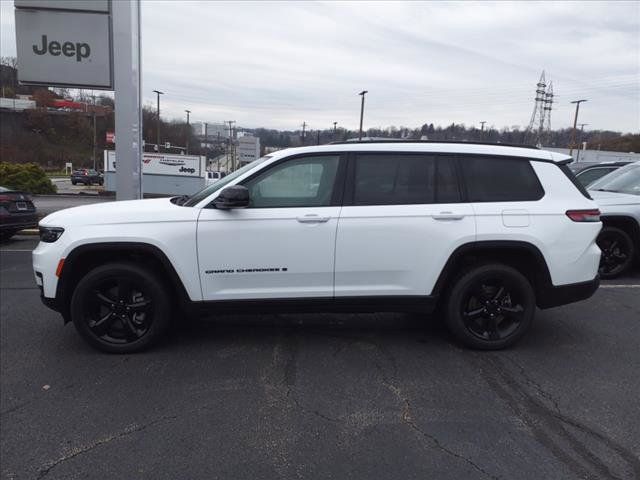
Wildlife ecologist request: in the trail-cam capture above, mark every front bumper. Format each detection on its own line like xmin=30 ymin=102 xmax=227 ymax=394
xmin=537 ymin=276 xmax=600 ymax=309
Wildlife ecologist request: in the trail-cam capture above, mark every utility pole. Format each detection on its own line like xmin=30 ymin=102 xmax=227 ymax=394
xmin=576 ymin=123 xmax=589 ymax=162
xmin=184 ymin=109 xmax=191 ymax=154
xmin=569 ymin=99 xmax=587 ymax=157
xmin=333 ymin=121 xmax=337 ymax=138
xmin=92 ymin=92 xmax=97 ymax=170
xmin=317 ymin=130 xmax=320 ymax=145
xmin=480 ymin=121 xmax=486 ymax=138
xmin=204 ymin=122 xmax=208 ymax=166
xmin=227 ymin=120 xmax=235 ymax=171
xmin=153 ymin=90 xmax=164 ymax=152
xmin=301 ymin=122 xmax=307 ymax=144
xmin=358 ymin=90 xmax=368 ymax=141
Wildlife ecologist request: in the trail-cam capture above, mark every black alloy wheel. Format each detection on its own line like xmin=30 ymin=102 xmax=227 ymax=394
xmin=445 ymin=264 xmax=535 ymax=350
xmin=71 ymin=262 xmax=171 ymax=353
xmin=597 ymin=227 xmax=634 ymax=279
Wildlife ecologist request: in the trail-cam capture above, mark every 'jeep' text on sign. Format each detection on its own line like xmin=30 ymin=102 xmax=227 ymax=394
xmin=15 ymin=9 xmax=112 ymax=89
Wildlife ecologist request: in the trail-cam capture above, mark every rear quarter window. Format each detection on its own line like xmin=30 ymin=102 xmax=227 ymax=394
xmin=460 ymin=156 xmax=544 ymax=202
xmin=559 ymin=164 xmax=593 ymax=199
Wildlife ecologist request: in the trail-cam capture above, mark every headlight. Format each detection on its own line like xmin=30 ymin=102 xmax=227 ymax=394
xmin=39 ymin=227 xmax=65 ymax=243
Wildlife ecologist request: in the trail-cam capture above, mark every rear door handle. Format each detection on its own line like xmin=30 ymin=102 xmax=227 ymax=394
xmin=296 ymin=214 xmax=330 ymax=224
xmin=433 ymin=212 xmax=465 ymax=221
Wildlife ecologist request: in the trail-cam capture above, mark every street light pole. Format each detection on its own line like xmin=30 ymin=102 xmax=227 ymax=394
xmin=153 ymin=89 xmax=164 ymax=152
xmin=569 ymin=99 xmax=587 ymax=157
xmin=358 ymin=90 xmax=368 ymax=141
xmin=333 ymin=121 xmax=337 ymax=138
xmin=184 ymin=109 xmax=191 ymax=154
xmin=576 ymin=123 xmax=589 ymax=163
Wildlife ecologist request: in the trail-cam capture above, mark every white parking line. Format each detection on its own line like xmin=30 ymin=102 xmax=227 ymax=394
xmin=600 ymin=285 xmax=640 ymax=288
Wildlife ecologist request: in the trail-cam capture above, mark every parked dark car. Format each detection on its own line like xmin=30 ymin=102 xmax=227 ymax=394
xmin=0 ymin=186 xmax=38 ymax=241
xmin=71 ymin=169 xmax=103 ymax=186
xmin=569 ymin=161 xmax=631 ymax=187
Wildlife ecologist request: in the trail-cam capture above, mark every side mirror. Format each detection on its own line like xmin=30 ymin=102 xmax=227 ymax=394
xmin=213 ymin=185 xmax=250 ymax=209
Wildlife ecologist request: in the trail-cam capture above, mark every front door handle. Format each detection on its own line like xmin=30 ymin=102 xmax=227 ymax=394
xmin=433 ymin=212 xmax=465 ymax=221
xmin=297 ymin=214 xmax=330 ymax=224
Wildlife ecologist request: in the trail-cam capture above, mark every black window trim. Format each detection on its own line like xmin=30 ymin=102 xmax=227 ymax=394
xmin=205 ymin=152 xmax=348 ymax=209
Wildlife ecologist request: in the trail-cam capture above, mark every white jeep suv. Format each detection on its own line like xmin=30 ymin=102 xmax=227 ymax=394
xmin=33 ymin=142 xmax=602 ymax=353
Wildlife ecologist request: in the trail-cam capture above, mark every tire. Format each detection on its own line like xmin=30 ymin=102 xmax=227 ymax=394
xmin=71 ymin=181 xmax=77 ymax=185
xmin=70 ymin=262 xmax=171 ymax=353
xmin=444 ymin=264 xmax=535 ymax=350
xmin=597 ymin=227 xmax=634 ymax=279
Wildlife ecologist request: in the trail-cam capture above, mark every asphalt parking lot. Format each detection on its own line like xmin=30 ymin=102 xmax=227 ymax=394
xmin=1 ymin=236 xmax=639 ymax=480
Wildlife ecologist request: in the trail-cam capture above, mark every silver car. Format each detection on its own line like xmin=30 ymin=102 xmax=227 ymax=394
xmin=589 ymin=161 xmax=640 ymax=278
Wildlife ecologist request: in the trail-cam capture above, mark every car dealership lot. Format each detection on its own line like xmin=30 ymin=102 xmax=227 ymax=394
xmin=1 ymin=236 xmax=639 ymax=479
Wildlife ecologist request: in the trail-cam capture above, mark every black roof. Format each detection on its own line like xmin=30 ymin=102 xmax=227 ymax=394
xmin=329 ymin=139 xmax=540 ymax=149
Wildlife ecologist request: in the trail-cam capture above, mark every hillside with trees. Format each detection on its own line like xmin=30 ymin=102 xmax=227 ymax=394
xmin=1 ymin=56 xmax=637 ymax=170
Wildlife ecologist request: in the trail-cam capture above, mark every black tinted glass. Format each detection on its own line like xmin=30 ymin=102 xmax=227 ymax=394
xmin=435 ymin=159 xmax=461 ymax=203
xmin=354 ymin=154 xmax=435 ymax=205
xmin=460 ymin=156 xmax=544 ymax=202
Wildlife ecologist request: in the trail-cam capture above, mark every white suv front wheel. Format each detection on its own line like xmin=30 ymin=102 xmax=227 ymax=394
xmin=70 ymin=262 xmax=171 ymax=353
xmin=445 ymin=264 xmax=535 ymax=350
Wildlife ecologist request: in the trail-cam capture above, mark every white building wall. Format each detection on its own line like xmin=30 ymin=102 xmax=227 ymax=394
xmin=545 ymin=147 xmax=639 ymax=163
xmin=237 ymin=135 xmax=260 ymax=165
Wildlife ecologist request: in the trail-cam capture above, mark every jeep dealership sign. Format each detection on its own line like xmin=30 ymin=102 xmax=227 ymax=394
xmin=105 ymin=152 xmax=204 ymax=178
xmin=15 ymin=1 xmax=112 ymax=89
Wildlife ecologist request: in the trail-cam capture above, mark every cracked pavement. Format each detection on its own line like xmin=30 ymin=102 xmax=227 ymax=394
xmin=2 ymin=236 xmax=640 ymax=479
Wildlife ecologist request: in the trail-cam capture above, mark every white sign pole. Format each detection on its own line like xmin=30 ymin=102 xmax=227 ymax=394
xmin=112 ymin=0 xmax=142 ymax=200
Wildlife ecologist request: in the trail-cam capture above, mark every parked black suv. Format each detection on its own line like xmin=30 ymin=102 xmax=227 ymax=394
xmin=0 ymin=186 xmax=38 ymax=241
xmin=70 ymin=169 xmax=103 ymax=186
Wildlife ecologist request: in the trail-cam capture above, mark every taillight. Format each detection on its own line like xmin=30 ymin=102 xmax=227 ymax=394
xmin=0 ymin=195 xmax=11 ymax=202
xmin=566 ymin=209 xmax=601 ymax=222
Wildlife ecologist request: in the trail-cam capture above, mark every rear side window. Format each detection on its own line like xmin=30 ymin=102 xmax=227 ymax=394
xmin=352 ymin=154 xmax=461 ymax=205
xmin=460 ymin=156 xmax=544 ymax=202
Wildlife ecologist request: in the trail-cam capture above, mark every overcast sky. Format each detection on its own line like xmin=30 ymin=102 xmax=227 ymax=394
xmin=1 ymin=0 xmax=639 ymax=132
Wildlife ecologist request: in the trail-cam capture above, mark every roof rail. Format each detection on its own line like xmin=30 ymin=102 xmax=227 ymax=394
xmin=328 ymin=139 xmax=540 ymax=149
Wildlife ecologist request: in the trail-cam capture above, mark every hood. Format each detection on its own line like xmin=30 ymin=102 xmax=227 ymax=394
xmin=39 ymin=197 xmax=198 ymax=227
xmin=588 ymin=190 xmax=640 ymax=207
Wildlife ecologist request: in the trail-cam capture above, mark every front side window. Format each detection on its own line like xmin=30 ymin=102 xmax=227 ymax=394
xmin=352 ymin=154 xmax=460 ymax=205
xmin=243 ymin=155 xmax=340 ymax=208
xmin=460 ymin=156 xmax=544 ymax=202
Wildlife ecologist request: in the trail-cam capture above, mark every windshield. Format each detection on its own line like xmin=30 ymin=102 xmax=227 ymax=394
xmin=183 ymin=156 xmax=271 ymax=206
xmin=588 ymin=163 xmax=640 ymax=195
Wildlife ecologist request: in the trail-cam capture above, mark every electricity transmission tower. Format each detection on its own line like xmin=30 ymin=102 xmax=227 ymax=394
xmin=525 ymin=71 xmax=553 ymax=146
xmin=542 ymin=81 xmax=554 ymax=145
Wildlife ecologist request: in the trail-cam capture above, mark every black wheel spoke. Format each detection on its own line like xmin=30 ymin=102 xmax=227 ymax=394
xmin=493 ymin=286 xmax=505 ymax=301
xmin=501 ymin=304 xmax=524 ymax=320
xmin=89 ymin=311 xmax=117 ymax=336
xmin=464 ymin=307 xmax=484 ymax=320
xmin=487 ymin=317 xmax=500 ymax=340
xmin=127 ymin=299 xmax=151 ymax=312
xmin=94 ymin=291 xmax=116 ymax=308
xmin=121 ymin=315 xmax=142 ymax=341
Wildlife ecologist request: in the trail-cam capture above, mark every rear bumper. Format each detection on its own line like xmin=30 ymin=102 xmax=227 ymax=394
xmin=0 ymin=213 xmax=38 ymax=231
xmin=537 ymin=276 xmax=600 ymax=309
